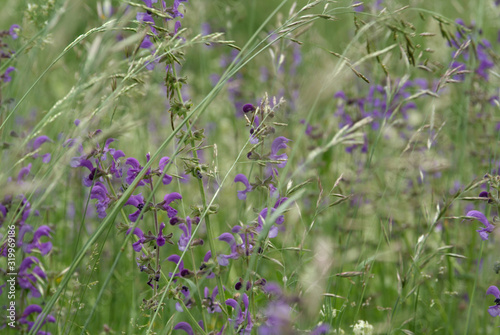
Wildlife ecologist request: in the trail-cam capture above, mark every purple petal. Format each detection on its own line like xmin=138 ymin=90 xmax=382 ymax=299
xmin=225 ymin=298 xmax=239 ymax=310
xmin=174 ymin=322 xmax=194 ymax=335
xmin=218 ymin=233 xmax=236 ymax=246
xmin=22 ymin=304 xmax=42 ymax=317
xmin=126 ymin=157 xmax=141 ymax=169
xmin=164 ymin=192 xmax=182 ymax=204
xmin=125 ymin=193 xmax=144 ymax=208
xmin=271 ymin=136 xmax=290 ymax=155
xmin=487 ymin=286 xmax=500 ymax=298
xmin=159 ymin=156 xmax=170 ymax=170
xmin=466 ymin=210 xmax=492 ymax=227
xmin=489 ymin=305 xmax=500 ymax=317
xmin=33 ymin=136 xmax=51 ymax=150
xmin=33 ymin=225 xmax=51 ymax=240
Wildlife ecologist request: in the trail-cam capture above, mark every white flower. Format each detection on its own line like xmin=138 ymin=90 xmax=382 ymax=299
xmin=352 ymin=320 xmax=374 ymax=335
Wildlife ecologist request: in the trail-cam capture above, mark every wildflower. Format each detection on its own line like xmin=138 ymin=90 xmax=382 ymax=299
xmin=157 ymin=222 xmax=166 ymax=246
xmin=90 ymin=182 xmax=111 ymax=218
xmin=225 ymin=293 xmax=253 ymax=334
xmin=203 ymin=286 xmax=222 ymax=313
xmin=217 ymin=232 xmax=240 ymax=266
xmin=257 ymin=197 xmax=288 ymax=238
xmin=258 ymin=299 xmax=292 ymax=335
xmin=466 ymin=210 xmax=495 ymax=240
xmin=178 ymin=216 xmax=201 ymax=251
xmin=126 ymin=227 xmax=146 ymax=252
xmin=26 ymin=225 xmax=53 ymax=256
xmin=174 ymin=322 xmax=195 ymax=335
xmin=30 ymin=135 xmax=52 ymax=163
xmin=17 ymin=163 xmax=32 ymax=183
xmin=18 ymin=256 xmax=46 ymax=298
xmin=242 ymin=103 xmax=255 ymax=113
xmin=270 ymin=136 xmax=290 ymax=168
xmin=19 ymin=304 xmax=56 ymax=334
xmin=162 ymin=192 xmax=182 ymax=218
xmin=352 ymin=320 xmax=374 ymax=335
xmin=9 ymin=24 xmax=20 ymax=39
xmin=311 ymin=324 xmax=330 ymax=335
xmin=1 ymin=66 xmax=15 ymax=83
xmin=124 ymin=193 xmax=145 ymax=222
xmin=234 ymin=173 xmax=252 ymax=200
xmin=486 ymin=285 xmax=500 ymax=317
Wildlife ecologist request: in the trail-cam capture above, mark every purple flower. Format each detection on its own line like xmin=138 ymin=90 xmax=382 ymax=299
xmin=124 ymin=193 xmax=145 ymax=222
xmin=217 ymin=232 xmax=240 ymax=266
xmin=257 ymin=198 xmax=288 ymax=238
xmin=126 ymin=155 xmax=172 ymax=186
xmin=178 ymin=216 xmax=198 ymax=251
xmin=270 ymin=137 xmax=290 ymax=168
xmin=486 ymin=286 xmax=500 ymax=317
xmin=90 ymin=182 xmax=111 ymax=218
xmin=1 ymin=66 xmax=15 ymax=83
xmin=26 ymin=225 xmax=53 ymax=255
xmin=174 ymin=322 xmax=194 ymax=335
xmin=9 ymin=24 xmax=20 ymax=39
xmin=126 ymin=157 xmax=149 ymax=186
xmin=126 ymin=227 xmax=146 ymax=252
xmin=17 ymin=163 xmax=32 ymax=183
xmin=258 ymin=299 xmax=292 ymax=335
xmin=466 ymin=210 xmax=494 ymax=240
xmin=311 ymin=324 xmax=330 ymax=335
xmin=242 ymin=103 xmax=255 ymax=113
xmin=157 ymin=222 xmax=166 ymax=246
xmin=19 ymin=304 xmax=56 ymax=333
xmin=225 ymin=293 xmax=253 ymax=334
xmin=234 ymin=174 xmax=252 ymax=200
xmin=204 ymin=286 xmax=222 ymax=313
xmin=18 ymin=256 xmax=46 ymax=298
xmin=163 ymin=192 xmax=182 ymax=218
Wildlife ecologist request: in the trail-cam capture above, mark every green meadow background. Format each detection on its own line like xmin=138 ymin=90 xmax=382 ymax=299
xmin=1 ymin=0 xmax=500 ymax=334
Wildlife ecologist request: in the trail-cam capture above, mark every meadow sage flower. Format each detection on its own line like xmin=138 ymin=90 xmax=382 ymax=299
xmin=486 ymin=285 xmax=500 ymax=317
xmin=19 ymin=304 xmax=56 ymax=334
xmin=270 ymin=136 xmax=290 ymax=168
xmin=466 ymin=210 xmax=494 ymax=240
xmin=234 ymin=173 xmax=252 ymax=200
xmin=18 ymin=256 xmax=46 ymax=298
xmin=124 ymin=193 xmax=145 ymax=222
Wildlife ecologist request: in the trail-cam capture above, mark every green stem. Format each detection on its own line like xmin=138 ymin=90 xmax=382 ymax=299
xmin=464 ymin=241 xmax=484 ymax=335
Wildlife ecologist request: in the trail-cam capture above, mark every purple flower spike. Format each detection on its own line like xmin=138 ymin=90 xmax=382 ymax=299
xmin=270 ymin=136 xmax=290 ymax=168
xmin=486 ymin=285 xmax=500 ymax=317
xmin=234 ymin=174 xmax=252 ymax=200
xmin=174 ymin=322 xmax=194 ymax=335
xmin=466 ymin=210 xmax=495 ymax=240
